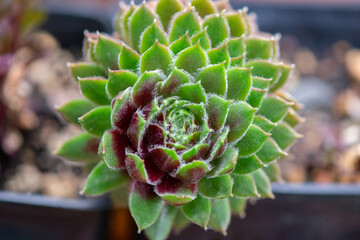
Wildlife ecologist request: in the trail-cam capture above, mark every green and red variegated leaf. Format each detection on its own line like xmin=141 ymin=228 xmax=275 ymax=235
xmin=198 ymin=175 xmax=233 ymax=199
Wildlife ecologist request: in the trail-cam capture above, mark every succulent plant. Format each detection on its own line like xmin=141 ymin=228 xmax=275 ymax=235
xmin=56 ymin=0 xmax=303 ymax=238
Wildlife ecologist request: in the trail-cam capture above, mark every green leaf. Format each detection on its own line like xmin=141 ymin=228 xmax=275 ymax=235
xmin=119 ymin=44 xmax=140 ymax=71
xmin=181 ymin=195 xmax=211 ymax=228
xmin=175 ymin=43 xmax=207 ymax=75
xmin=207 ymin=43 xmax=230 ymax=68
xmin=176 ymin=160 xmax=210 ymax=183
xmin=129 ymin=3 xmax=157 ymax=51
xmin=145 ymin=204 xmax=177 ymax=240
xmin=226 ymin=102 xmax=256 ymax=142
xmin=226 ymin=67 xmax=251 ymax=101
xmin=169 ymin=33 xmax=192 ymax=55
xmin=208 ymin=198 xmax=231 ymax=235
xmin=258 ymin=96 xmax=290 ymax=123
xmin=156 ymin=0 xmax=183 ymax=30
xmin=271 ymin=122 xmax=302 ymax=150
xmin=176 ymin=82 xmax=206 ymax=103
xmin=140 ymin=41 xmax=173 ymax=75
xmin=169 ymin=7 xmax=201 ymax=43
xmin=208 ymin=147 xmax=238 ymax=177
xmin=157 ymin=68 xmax=190 ymax=96
xmin=140 ymin=21 xmax=168 ymax=54
xmin=263 ymin=162 xmax=283 ymax=182
xmin=106 ymin=70 xmax=138 ymax=98
xmin=206 ymin=95 xmax=230 ymax=131
xmin=233 ymin=155 xmax=265 ymax=175
xmin=232 ymin=174 xmax=259 ymax=197
xmin=116 ymin=2 xmax=135 ymax=42
xmin=56 ymin=132 xmax=100 ymax=162
xmin=57 ymin=99 xmax=95 ymax=124
xmin=196 ymin=63 xmax=226 ymax=95
xmin=245 ymin=37 xmax=276 ymax=60
xmin=203 ymin=13 xmax=230 ymax=47
xmin=191 ymin=0 xmax=217 ymax=18
xmin=230 ymin=55 xmax=245 ymax=67
xmin=283 ymin=108 xmax=305 ymax=127
xmin=229 ymin=197 xmax=247 ymax=216
xmin=246 ymin=87 xmax=267 ymax=108
xmin=235 ymin=124 xmax=270 ymax=157
xmin=81 ymin=161 xmax=129 ymax=195
xmin=79 ymin=106 xmax=111 ymax=136
xmin=245 ymin=60 xmax=281 ymax=84
xmin=252 ymin=76 xmax=271 ymax=89
xmin=270 ymin=64 xmax=294 ymax=91
xmin=68 ymin=62 xmax=106 ymax=81
xmin=79 ymin=77 xmax=110 ymax=105
xmin=227 ymin=37 xmax=245 ymax=58
xmin=129 ymin=182 xmax=163 ymax=232
xmin=251 ymin=169 xmax=274 ymax=198
xmin=173 ymin=210 xmax=190 ymax=234
xmin=252 ymin=115 xmax=276 ymax=133
xmin=95 ymin=34 xmax=122 ymax=69
xmin=198 ymin=175 xmax=233 ymax=199
xmin=225 ymin=10 xmax=248 ymax=37
xmin=256 ymin=138 xmax=286 ymax=164
xmin=132 ymin=71 xmax=163 ymax=107
xmin=190 ymin=28 xmax=211 ymax=50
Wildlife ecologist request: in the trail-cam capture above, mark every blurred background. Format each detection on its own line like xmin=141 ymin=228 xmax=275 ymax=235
xmin=0 ymin=0 xmax=359 ymax=240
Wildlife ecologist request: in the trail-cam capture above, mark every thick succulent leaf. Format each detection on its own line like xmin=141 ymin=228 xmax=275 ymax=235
xmin=251 ymin=169 xmax=274 ymax=199
xmin=283 ymin=108 xmax=305 ymax=127
xmin=79 ymin=106 xmax=111 ymax=136
xmin=173 ymin=210 xmax=191 ymax=234
xmin=256 ymin=138 xmax=286 ymax=164
xmin=68 ymin=62 xmax=106 ymax=81
xmin=198 ymin=175 xmax=233 ymax=199
xmin=169 ymin=33 xmax=192 ymax=55
xmin=191 ymin=0 xmax=217 ymax=18
xmin=145 ymin=204 xmax=177 ymax=240
xmin=156 ymin=175 xmax=196 ymax=205
xmin=231 ymin=174 xmax=259 ymax=197
xmin=208 ymin=127 xmax=228 ymax=160
xmin=119 ymin=44 xmax=140 ymax=71
xmin=106 ymin=70 xmax=138 ymax=99
xmin=229 ymin=197 xmax=247 ymax=217
xmin=140 ymin=41 xmax=172 ymax=75
xmin=110 ymin=183 xmax=131 ymax=208
xmin=252 ymin=76 xmax=271 ymax=89
xmin=127 ymin=112 xmax=146 ymax=152
xmin=174 ymin=43 xmax=207 ymax=75
xmin=263 ymin=162 xmax=283 ymax=182
xmin=225 ymin=11 xmax=248 ymax=37
xmin=81 ymin=161 xmax=129 ymax=195
xmin=208 ymin=147 xmax=238 ymax=177
xmin=235 ymin=124 xmax=270 ymax=157
xmin=140 ymin=21 xmax=168 ymax=54
xmin=181 ymin=143 xmax=209 ymax=162
xmin=150 ymin=147 xmax=181 ymax=172
xmin=157 ymin=68 xmax=190 ymax=95
xmin=99 ymin=129 xmax=129 ymax=169
xmin=252 ymin=115 xmax=276 ymax=133
xmin=95 ymin=35 xmax=122 ymax=69
xmin=190 ymin=28 xmax=211 ymax=50
xmin=176 ymin=82 xmax=206 ymax=103
xmin=203 ymin=14 xmax=230 ymax=47
xmin=79 ymin=77 xmax=110 ymax=105
xmin=227 ymin=37 xmax=245 ymax=58
xmin=208 ymin=198 xmax=231 ymax=235
xmin=226 ymin=67 xmax=251 ymax=101
xmin=207 ymin=43 xmax=230 ymax=68
xmin=129 ymin=3 xmax=157 ymax=51
xmin=57 ymin=99 xmax=95 ymax=124
xmin=226 ymin=102 xmax=256 ymax=142
xmin=169 ymin=7 xmax=202 ymax=43
xmin=245 ymin=60 xmax=281 ymax=84
xmin=233 ymin=155 xmax=265 ymax=174
xmin=258 ymin=96 xmax=290 ymax=123
xmin=111 ymin=88 xmax=137 ymax=131
xmin=156 ymin=0 xmax=183 ymax=30
xmin=206 ymin=95 xmax=230 ymax=131
xmin=246 ymin=87 xmax=267 ymax=108
xmin=245 ymin=37 xmax=276 ymax=60
xmin=147 ymin=124 xmax=167 ymax=148
xmin=176 ymin=160 xmax=210 ymax=183
xmin=230 ymin=55 xmax=245 ymax=67
xmin=132 ymin=71 xmax=163 ymax=107
xmin=271 ymin=122 xmax=302 ymax=150
xmin=270 ymin=64 xmax=294 ymax=91
xmin=129 ymin=181 xmax=163 ymax=232
xmin=56 ymin=132 xmax=100 ymax=162
xmin=181 ymin=195 xmax=211 ymax=228
xmin=116 ymin=2 xmax=135 ymax=42
xmin=196 ymin=63 xmax=226 ymax=95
